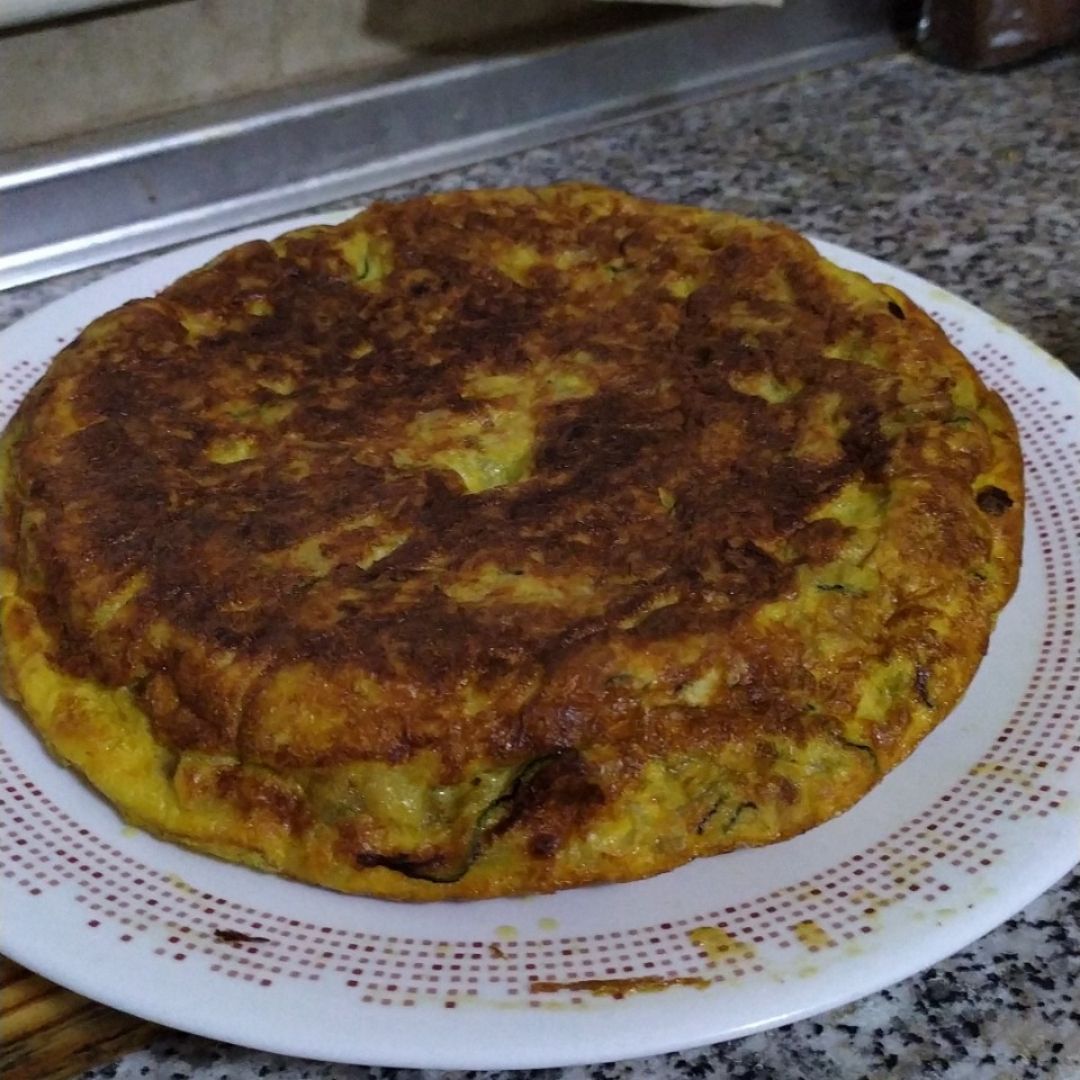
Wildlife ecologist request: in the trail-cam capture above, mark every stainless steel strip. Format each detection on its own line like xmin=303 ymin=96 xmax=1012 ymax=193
xmin=0 ymin=2 xmax=894 ymax=289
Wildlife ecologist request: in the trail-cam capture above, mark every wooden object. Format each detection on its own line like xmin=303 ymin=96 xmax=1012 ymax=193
xmin=0 ymin=956 xmax=158 ymax=1080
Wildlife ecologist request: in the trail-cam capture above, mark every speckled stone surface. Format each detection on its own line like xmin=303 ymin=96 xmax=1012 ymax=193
xmin=3 ymin=45 xmax=1079 ymax=1080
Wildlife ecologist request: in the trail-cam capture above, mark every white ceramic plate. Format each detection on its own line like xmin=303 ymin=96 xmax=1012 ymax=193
xmin=2 ymin=219 xmax=1079 ymax=1070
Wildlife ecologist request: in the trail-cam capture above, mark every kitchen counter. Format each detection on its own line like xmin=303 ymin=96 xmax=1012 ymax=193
xmin=3 ymin=45 xmax=1079 ymax=1080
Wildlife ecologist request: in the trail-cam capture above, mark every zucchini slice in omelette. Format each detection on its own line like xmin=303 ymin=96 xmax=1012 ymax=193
xmin=0 ymin=185 xmax=1022 ymax=900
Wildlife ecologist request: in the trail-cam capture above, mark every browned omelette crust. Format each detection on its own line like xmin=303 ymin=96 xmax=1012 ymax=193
xmin=0 ymin=185 xmax=1022 ymax=899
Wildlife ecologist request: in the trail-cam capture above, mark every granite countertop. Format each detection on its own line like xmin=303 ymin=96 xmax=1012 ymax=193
xmin=3 ymin=45 xmax=1079 ymax=1080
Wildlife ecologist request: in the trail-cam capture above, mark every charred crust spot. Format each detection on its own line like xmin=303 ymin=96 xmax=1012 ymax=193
xmin=355 ymin=849 xmax=472 ymax=884
xmin=840 ymin=405 xmax=889 ymax=483
xmin=697 ymin=798 xmax=756 ymax=835
xmin=213 ymin=928 xmax=270 ymax=945
xmin=211 ymin=765 xmax=306 ymax=829
xmin=976 ymin=485 xmax=1014 ymax=516
xmin=776 ymin=777 xmax=799 ymax=806
xmin=529 ymin=832 xmax=560 ymax=858
xmin=493 ymin=750 xmax=605 ymax=845
xmin=914 ymin=664 xmax=934 ymax=708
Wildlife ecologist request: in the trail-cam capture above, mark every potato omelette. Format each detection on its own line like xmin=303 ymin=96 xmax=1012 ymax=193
xmin=0 ymin=184 xmax=1023 ymax=899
